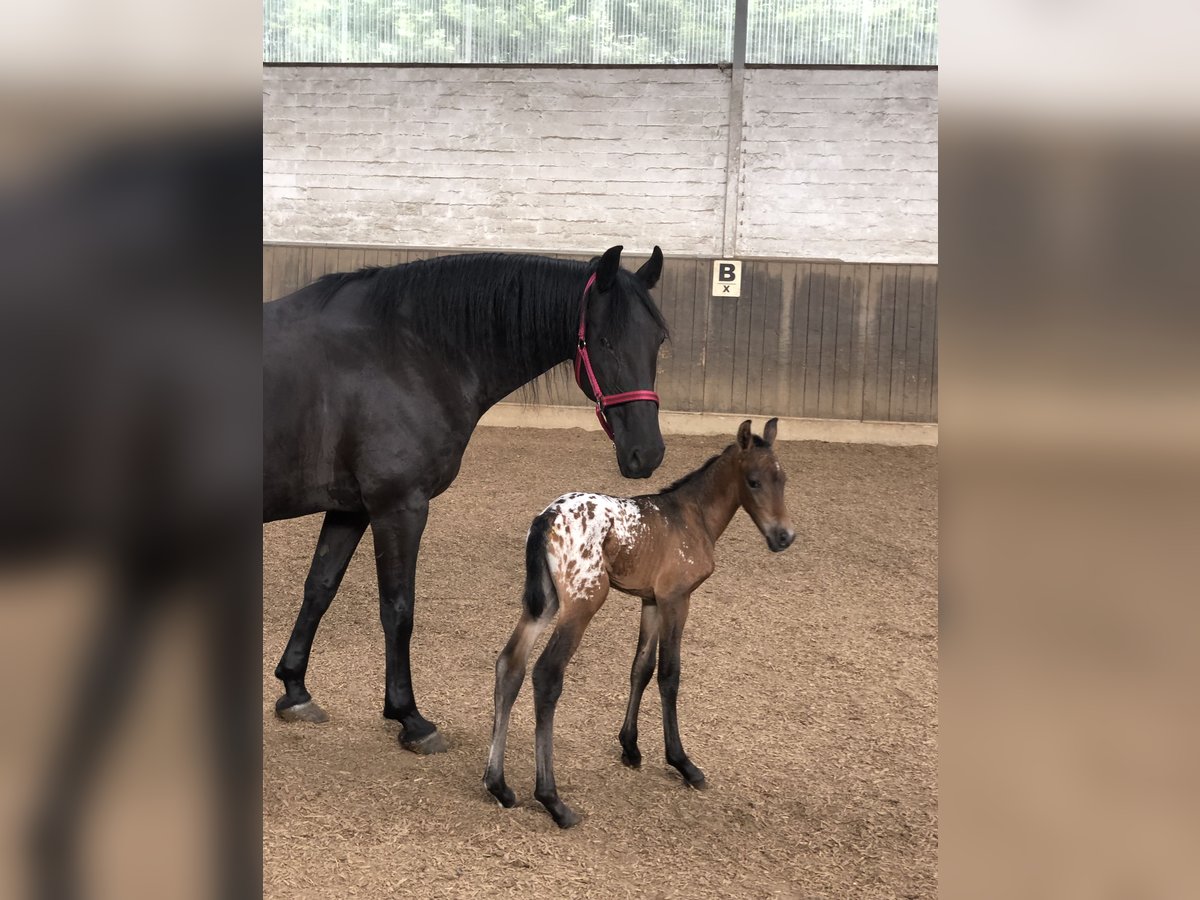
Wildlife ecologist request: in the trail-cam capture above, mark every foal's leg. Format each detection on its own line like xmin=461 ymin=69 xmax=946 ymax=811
xmin=372 ymin=504 xmax=445 ymax=753
xmin=619 ymin=600 xmax=660 ymax=767
xmin=29 ymin=573 xmax=159 ymax=900
xmin=484 ymin=608 xmax=554 ymax=807
xmin=274 ymin=509 xmax=369 ymax=722
xmin=532 ymin=584 xmax=606 ymax=828
xmin=658 ymin=593 xmax=706 ymax=788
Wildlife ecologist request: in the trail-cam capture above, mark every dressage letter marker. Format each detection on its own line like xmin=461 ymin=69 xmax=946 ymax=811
xmin=712 ymin=260 xmax=742 ymax=297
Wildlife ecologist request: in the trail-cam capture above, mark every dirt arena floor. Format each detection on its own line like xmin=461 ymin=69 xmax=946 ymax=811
xmin=263 ymin=426 xmax=938 ymax=899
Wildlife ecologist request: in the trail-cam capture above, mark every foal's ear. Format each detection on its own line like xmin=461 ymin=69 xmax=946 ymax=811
xmin=763 ymin=417 xmax=779 ymax=446
xmin=636 ymin=246 xmax=663 ymax=290
xmin=596 ymin=245 xmax=624 ymax=292
xmin=737 ymin=419 xmax=753 ymax=450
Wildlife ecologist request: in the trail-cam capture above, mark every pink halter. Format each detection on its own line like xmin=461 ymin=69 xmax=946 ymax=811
xmin=573 ymin=273 xmax=660 ymax=441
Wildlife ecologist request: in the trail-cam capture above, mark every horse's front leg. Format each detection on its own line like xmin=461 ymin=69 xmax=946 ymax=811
xmin=619 ymin=600 xmax=660 ymax=767
xmin=658 ymin=593 xmax=706 ymax=788
xmin=371 ymin=503 xmax=446 ymax=754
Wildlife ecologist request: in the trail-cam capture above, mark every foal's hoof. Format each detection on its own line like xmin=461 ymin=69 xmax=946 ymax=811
xmin=275 ymin=699 xmax=329 ymax=724
xmin=484 ymin=779 xmax=518 ymax=809
xmin=547 ymin=804 xmax=582 ymax=829
xmin=400 ymin=728 xmax=448 ymax=755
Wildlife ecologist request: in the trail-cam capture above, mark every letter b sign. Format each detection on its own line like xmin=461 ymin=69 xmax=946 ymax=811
xmin=711 ymin=259 xmax=742 ymax=297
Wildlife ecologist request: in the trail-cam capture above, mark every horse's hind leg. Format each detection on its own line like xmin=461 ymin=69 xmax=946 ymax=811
xmin=274 ymin=509 xmax=368 ymax=722
xmin=532 ymin=584 xmax=606 ymax=828
xmin=619 ymin=600 xmax=660 ymax=768
xmin=484 ymin=608 xmax=553 ymax=807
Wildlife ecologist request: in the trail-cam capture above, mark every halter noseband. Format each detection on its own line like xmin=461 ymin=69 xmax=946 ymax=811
xmin=573 ymin=272 xmax=660 ymax=441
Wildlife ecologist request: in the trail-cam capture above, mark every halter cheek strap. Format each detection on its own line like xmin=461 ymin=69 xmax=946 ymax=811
xmin=573 ymin=273 xmax=660 ymax=441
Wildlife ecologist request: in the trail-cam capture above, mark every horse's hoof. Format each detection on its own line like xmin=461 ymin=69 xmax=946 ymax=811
xmin=684 ymin=770 xmax=708 ymax=790
xmin=553 ymin=806 xmax=582 ymax=829
xmin=621 ymin=750 xmax=642 ymax=768
xmin=400 ymin=728 xmax=448 ymax=754
xmin=484 ymin=779 xmax=518 ymax=808
xmin=275 ymin=699 xmax=329 ymax=723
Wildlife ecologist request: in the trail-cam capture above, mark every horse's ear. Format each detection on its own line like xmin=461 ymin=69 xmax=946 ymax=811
xmin=636 ymin=246 xmax=663 ymax=289
xmin=763 ymin=417 xmax=778 ymax=446
xmin=737 ymin=419 xmax=753 ymax=450
xmin=596 ymin=245 xmax=623 ymax=291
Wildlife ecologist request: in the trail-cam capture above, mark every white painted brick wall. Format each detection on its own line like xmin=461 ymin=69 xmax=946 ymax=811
xmin=263 ymin=67 xmax=731 ymax=257
xmin=737 ymin=69 xmax=938 ymax=263
xmin=263 ymin=66 xmax=938 ymax=263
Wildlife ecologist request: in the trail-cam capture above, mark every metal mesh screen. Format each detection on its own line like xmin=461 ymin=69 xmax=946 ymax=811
xmin=748 ymin=0 xmax=938 ymax=65
xmin=263 ymin=0 xmax=936 ymax=65
xmin=263 ymin=0 xmax=734 ymax=64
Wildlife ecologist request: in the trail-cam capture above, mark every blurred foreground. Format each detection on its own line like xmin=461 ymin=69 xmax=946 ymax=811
xmin=942 ymin=2 xmax=1200 ymax=896
xmin=0 ymin=1 xmax=260 ymax=898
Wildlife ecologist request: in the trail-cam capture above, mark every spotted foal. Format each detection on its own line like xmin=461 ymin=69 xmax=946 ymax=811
xmin=484 ymin=418 xmax=795 ymax=827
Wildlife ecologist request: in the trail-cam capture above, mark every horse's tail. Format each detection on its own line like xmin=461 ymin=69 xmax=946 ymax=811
xmin=522 ymin=510 xmax=559 ymax=621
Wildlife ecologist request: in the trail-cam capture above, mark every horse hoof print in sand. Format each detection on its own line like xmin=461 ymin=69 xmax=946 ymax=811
xmin=484 ymin=418 xmax=795 ymax=828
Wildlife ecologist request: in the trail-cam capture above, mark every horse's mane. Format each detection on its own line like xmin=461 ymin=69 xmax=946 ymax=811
xmin=314 ymin=253 xmax=668 ymax=364
xmin=656 ymin=435 xmax=767 ymax=496
xmin=657 ymin=451 xmax=727 ymax=494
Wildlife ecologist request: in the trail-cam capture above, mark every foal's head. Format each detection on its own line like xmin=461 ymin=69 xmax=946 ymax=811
xmin=734 ymin=418 xmax=795 ymax=552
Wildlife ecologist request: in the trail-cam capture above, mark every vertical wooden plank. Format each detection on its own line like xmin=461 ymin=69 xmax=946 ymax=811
xmin=791 ymin=266 xmax=807 ymax=416
xmin=801 ymin=265 xmax=824 ymax=417
xmin=689 ymin=260 xmax=711 ymax=412
xmin=344 ymin=246 xmax=367 ymax=273
xmin=297 ymin=245 xmax=314 ymax=293
xmin=860 ymin=265 xmax=882 ymax=420
xmin=916 ymin=268 xmax=938 ymax=422
xmin=872 ymin=266 xmax=897 ymax=420
xmin=262 ymin=246 xmax=274 ymax=301
xmin=654 ymin=251 xmax=681 ymax=409
xmin=273 ymin=245 xmax=293 ymax=299
xmin=744 ymin=262 xmax=771 ymax=415
xmin=312 ymin=246 xmax=331 ymax=280
xmin=831 ymin=265 xmax=855 ymax=419
xmin=903 ymin=266 xmax=925 ymax=421
xmin=930 ymin=303 xmax=938 ymax=422
xmin=282 ymin=244 xmax=302 ymax=297
xmin=703 ymin=270 xmax=737 ymax=414
xmin=816 ymin=264 xmax=839 ymax=418
xmin=757 ymin=262 xmax=784 ymax=417
xmin=730 ymin=264 xmax=755 ymax=414
xmin=773 ymin=261 xmax=794 ymax=416
xmin=262 ymin=246 xmax=272 ymax=301
xmin=888 ymin=266 xmax=912 ymax=421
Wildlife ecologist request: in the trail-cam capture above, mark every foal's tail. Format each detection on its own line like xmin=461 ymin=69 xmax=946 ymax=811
xmin=522 ymin=511 xmax=559 ymax=621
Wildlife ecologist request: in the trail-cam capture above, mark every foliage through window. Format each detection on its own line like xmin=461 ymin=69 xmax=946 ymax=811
xmin=263 ymin=0 xmax=937 ymax=66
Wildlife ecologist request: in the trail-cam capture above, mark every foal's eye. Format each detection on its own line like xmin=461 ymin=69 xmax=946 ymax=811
xmin=747 ymin=478 xmax=761 ymax=490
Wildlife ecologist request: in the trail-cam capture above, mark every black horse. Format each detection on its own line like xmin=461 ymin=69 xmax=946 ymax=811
xmin=264 ymin=244 xmax=668 ymax=752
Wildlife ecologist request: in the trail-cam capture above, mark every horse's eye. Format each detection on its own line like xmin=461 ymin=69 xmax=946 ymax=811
xmin=599 ymin=337 xmax=613 ymax=349
xmin=747 ymin=478 xmax=761 ymax=489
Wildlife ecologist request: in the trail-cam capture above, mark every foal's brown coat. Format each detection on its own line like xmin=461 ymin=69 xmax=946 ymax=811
xmin=484 ymin=419 xmax=795 ymax=827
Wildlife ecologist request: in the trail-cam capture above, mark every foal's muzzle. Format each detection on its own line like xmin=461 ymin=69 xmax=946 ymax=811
xmin=766 ymin=526 xmax=796 ymax=553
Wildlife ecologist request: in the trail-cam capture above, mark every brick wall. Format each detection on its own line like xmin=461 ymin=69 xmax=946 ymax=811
xmin=263 ymin=66 xmax=938 ymax=263
xmin=737 ymin=69 xmax=938 ymax=262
